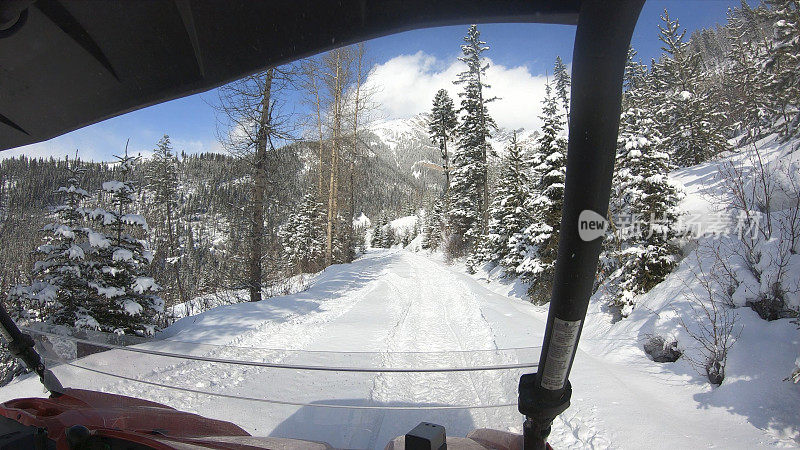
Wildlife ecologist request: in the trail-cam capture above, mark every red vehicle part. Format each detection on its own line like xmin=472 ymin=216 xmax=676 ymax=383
xmin=0 ymin=389 xmax=537 ymax=449
xmin=0 ymin=388 xmax=276 ymax=449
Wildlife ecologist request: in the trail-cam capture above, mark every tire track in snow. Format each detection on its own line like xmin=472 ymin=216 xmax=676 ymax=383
xmin=414 ymin=255 xmax=613 ymax=449
xmin=365 ymin=252 xmax=522 ymax=445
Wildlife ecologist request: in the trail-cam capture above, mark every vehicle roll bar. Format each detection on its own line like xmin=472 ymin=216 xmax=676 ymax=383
xmin=518 ymin=1 xmax=644 ymax=448
xmin=0 ymin=302 xmax=62 ymax=394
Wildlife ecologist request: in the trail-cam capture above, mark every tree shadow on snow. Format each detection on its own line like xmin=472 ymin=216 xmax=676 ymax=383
xmin=157 ymin=252 xmax=402 ymax=344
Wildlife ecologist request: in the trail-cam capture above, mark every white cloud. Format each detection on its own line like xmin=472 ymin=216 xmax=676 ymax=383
xmin=364 ymin=51 xmax=550 ymax=131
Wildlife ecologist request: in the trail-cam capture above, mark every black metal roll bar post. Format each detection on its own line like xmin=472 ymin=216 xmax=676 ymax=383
xmin=518 ymin=1 xmax=644 ymax=449
xmin=0 ymin=302 xmax=63 ymax=394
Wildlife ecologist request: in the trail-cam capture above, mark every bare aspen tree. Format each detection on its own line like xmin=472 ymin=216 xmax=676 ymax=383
xmin=300 ymin=45 xmax=375 ymax=267
xmin=325 ymin=53 xmax=342 ymax=267
xmin=345 ymin=43 xmax=367 ymax=262
xmin=322 ymin=48 xmax=356 ymax=266
xmin=301 ymin=58 xmax=327 ymax=200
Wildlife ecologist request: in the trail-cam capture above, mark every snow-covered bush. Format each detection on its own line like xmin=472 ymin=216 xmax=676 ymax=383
xmin=677 ymin=253 xmax=742 ymax=385
xmin=714 ymin=143 xmax=800 ymax=320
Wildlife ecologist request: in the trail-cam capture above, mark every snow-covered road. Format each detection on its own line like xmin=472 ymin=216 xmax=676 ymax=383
xmin=2 ymin=249 xmax=792 ymax=448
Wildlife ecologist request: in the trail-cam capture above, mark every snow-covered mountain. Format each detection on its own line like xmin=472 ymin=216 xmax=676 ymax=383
xmin=365 ymin=114 xmax=541 ymax=188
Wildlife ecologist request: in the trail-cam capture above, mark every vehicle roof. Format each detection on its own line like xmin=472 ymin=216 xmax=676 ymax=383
xmin=0 ymin=0 xmax=580 ymax=152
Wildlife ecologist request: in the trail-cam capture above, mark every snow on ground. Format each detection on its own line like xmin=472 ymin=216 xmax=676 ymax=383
xmin=3 ymin=137 xmax=799 ymax=449
xmin=3 ymin=249 xmax=796 ymax=448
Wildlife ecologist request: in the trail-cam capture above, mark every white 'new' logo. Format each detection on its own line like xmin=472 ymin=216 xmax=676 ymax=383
xmin=578 ymin=210 xmax=608 ymax=242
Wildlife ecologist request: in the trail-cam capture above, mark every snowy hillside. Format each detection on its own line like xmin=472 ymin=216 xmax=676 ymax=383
xmin=469 ymin=134 xmax=800 ymax=446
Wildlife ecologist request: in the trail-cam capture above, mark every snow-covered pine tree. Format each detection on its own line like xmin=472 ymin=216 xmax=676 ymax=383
xmin=763 ymin=0 xmax=800 ymax=136
xmin=384 ymin=216 xmax=397 ymax=248
xmin=371 ymin=214 xmax=387 ymax=248
xmin=607 ymin=105 xmax=681 ymax=317
xmin=602 ymin=47 xmax=649 ymax=279
xmin=621 ymin=47 xmax=649 ymax=110
xmin=86 ymin=150 xmax=163 ymax=335
xmin=553 ymin=56 xmax=571 ymax=121
xmin=471 ymin=132 xmax=532 ymax=271
xmin=8 ymin=157 xmax=93 ymax=326
xmin=146 ymin=135 xmax=187 ymax=306
xmin=428 ymin=89 xmax=458 ymax=196
xmin=652 ymin=10 xmax=729 ymax=166
xmin=422 ymin=199 xmax=445 ymax=250
xmin=281 ymin=193 xmax=325 ymax=273
xmin=724 ymin=3 xmax=773 ymax=140
xmin=450 ymin=24 xmax=497 ymax=255
xmin=519 ymin=81 xmax=567 ymax=304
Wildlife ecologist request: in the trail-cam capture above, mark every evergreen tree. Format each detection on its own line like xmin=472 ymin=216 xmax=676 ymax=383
xmin=763 ymin=0 xmax=800 ymax=136
xmin=622 ymin=47 xmax=650 ymax=110
xmin=86 ymin=150 xmax=163 ymax=335
xmin=146 ymin=135 xmax=187 ymax=306
xmin=652 ymin=10 xmax=729 ymax=166
xmin=384 ymin=216 xmax=397 ymax=247
xmin=471 ymin=132 xmax=532 ymax=270
xmin=422 ymin=199 xmax=445 ymax=250
xmin=607 ymin=106 xmax=682 ymax=317
xmin=8 ymin=157 xmax=93 ymax=326
xmin=428 ymin=89 xmax=458 ymax=195
xmin=450 ymin=24 xmax=496 ymax=254
xmin=519 ymin=81 xmax=567 ymax=303
xmin=281 ymin=193 xmax=325 ymax=273
xmin=371 ymin=214 xmax=387 ymax=248
xmin=725 ymin=3 xmax=772 ymax=139
xmin=553 ymin=56 xmax=571 ymax=121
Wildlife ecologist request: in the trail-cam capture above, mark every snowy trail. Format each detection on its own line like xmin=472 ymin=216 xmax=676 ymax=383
xmin=2 ymin=249 xmax=794 ymax=448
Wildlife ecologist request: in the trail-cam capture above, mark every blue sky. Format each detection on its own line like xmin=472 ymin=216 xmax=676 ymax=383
xmin=4 ymin=1 xmax=744 ymax=161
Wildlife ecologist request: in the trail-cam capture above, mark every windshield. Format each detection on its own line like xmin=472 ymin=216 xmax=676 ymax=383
xmin=1 ymin=1 xmax=799 ymax=449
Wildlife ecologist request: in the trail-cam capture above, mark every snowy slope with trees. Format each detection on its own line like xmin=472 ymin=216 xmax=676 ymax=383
xmin=467 ymin=132 xmax=800 ymax=446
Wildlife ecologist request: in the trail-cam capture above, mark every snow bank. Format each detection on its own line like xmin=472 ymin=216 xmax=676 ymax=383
xmin=353 ymin=213 xmax=371 ymax=228
xmin=389 ymin=215 xmax=417 ymax=235
xmin=582 ymin=134 xmax=800 ymax=443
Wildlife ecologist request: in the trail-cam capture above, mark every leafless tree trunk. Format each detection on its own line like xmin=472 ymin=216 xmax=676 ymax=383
xmin=214 ymin=66 xmax=295 ymax=302
xmin=324 ymin=52 xmax=342 ymax=267
xmin=344 ymin=44 xmax=367 ymax=263
xmin=302 ymin=60 xmax=326 ymax=200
